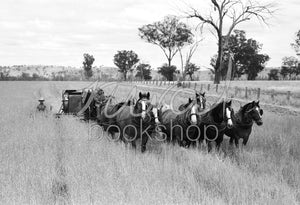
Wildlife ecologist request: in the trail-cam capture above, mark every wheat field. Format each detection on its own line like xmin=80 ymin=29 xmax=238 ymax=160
xmin=0 ymin=81 xmax=299 ymax=205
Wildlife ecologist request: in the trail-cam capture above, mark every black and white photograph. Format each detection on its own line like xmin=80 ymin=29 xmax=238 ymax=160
xmin=0 ymin=0 xmax=299 ymax=204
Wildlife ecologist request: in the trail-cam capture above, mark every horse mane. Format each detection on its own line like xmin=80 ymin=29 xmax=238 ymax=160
xmin=239 ymin=102 xmax=253 ymax=114
xmin=203 ymin=101 xmax=225 ymax=124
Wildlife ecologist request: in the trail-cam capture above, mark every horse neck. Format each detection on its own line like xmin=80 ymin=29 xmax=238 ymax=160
xmin=177 ymin=105 xmax=193 ymax=124
xmin=236 ymin=108 xmax=253 ymax=126
xmin=211 ymin=104 xmax=224 ymax=124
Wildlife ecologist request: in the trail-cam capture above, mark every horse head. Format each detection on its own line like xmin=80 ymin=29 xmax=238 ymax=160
xmin=243 ymin=101 xmax=263 ymax=126
xmin=196 ymin=91 xmax=206 ymax=110
xmin=186 ymin=99 xmax=200 ymax=125
xmin=135 ymin=92 xmax=152 ymax=121
xmin=212 ymin=100 xmax=233 ymax=128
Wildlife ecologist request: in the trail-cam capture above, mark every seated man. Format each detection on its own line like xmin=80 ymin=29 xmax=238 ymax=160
xmin=37 ymin=97 xmax=46 ymax=111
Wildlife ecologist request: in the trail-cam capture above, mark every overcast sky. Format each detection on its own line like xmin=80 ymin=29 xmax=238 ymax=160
xmin=0 ymin=0 xmax=299 ymax=69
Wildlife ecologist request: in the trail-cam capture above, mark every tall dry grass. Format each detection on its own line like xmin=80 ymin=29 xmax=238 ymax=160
xmin=0 ymin=81 xmax=299 ymax=205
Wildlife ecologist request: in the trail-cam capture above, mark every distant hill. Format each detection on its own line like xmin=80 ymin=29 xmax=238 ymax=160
xmin=0 ymin=65 xmax=121 ymax=81
xmin=0 ymin=64 xmax=279 ymax=81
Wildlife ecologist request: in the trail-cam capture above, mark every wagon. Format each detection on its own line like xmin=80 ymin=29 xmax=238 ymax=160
xmin=56 ymin=88 xmax=109 ymax=121
xmin=56 ymin=89 xmax=94 ymax=119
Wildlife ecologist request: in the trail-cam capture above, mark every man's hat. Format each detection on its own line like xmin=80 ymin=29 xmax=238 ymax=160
xmin=39 ymin=97 xmax=45 ymax=101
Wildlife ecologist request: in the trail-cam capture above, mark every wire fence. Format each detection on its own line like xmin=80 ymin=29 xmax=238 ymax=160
xmin=122 ymin=80 xmax=300 ymax=116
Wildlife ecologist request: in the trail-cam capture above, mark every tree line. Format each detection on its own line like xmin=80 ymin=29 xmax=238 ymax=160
xmin=84 ymin=0 xmax=288 ymax=82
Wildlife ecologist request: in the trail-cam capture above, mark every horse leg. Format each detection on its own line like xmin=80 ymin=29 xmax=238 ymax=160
xmin=131 ymin=140 xmax=137 ymax=150
xmin=229 ymin=137 xmax=234 ymax=145
xmin=207 ymin=141 xmax=212 ymax=152
xmin=234 ymin=137 xmax=239 ymax=148
xmin=141 ymin=134 xmax=148 ymax=153
xmin=243 ymin=135 xmax=249 ymax=146
xmin=215 ymin=135 xmax=224 ymax=151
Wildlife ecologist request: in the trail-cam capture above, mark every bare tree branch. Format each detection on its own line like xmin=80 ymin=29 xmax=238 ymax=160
xmin=184 ymin=0 xmax=277 ymax=83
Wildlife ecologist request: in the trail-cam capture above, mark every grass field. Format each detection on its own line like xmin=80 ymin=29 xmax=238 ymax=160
xmin=0 ymin=81 xmax=300 ymax=205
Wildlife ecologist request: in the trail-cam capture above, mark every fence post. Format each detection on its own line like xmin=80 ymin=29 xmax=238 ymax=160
xmin=257 ymin=88 xmax=261 ymax=100
xmin=216 ymin=84 xmax=219 ymax=93
xmin=194 ymin=83 xmax=197 ymax=90
xmin=235 ymin=86 xmax=238 ymax=97
xmin=207 ymin=84 xmax=210 ymax=91
xmin=200 ymin=84 xmax=203 ymax=92
xmin=271 ymin=89 xmax=275 ymax=101
xmin=245 ymin=87 xmax=248 ymax=99
xmin=287 ymin=91 xmax=291 ymax=104
xmin=188 ymin=82 xmax=191 ymax=88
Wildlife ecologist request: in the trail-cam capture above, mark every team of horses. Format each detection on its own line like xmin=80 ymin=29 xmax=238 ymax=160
xmin=93 ymin=91 xmax=264 ymax=153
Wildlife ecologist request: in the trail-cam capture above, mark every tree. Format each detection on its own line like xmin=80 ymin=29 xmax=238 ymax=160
xmin=186 ymin=0 xmax=276 ymax=84
xmin=32 ymin=73 xmax=39 ymax=80
xmin=113 ymin=50 xmax=139 ymax=81
xmin=185 ymin=63 xmax=200 ymax=80
xmin=179 ymin=39 xmax=202 ymax=79
xmin=281 ymin=56 xmax=298 ymax=79
xmin=158 ymin=64 xmax=177 ymax=81
xmin=135 ymin=63 xmax=152 ymax=80
xmin=268 ymin=69 xmax=279 ymax=80
xmin=83 ymin=53 xmax=95 ymax=79
xmin=210 ymin=30 xmax=269 ymax=80
xmin=291 ymin=30 xmax=300 ymax=54
xmin=294 ymin=64 xmax=300 ymax=77
xmin=139 ymin=16 xmax=193 ymax=67
xmin=280 ymin=66 xmax=292 ymax=79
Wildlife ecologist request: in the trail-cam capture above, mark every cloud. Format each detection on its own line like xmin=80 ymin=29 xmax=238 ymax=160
xmin=0 ymin=0 xmax=299 ymax=68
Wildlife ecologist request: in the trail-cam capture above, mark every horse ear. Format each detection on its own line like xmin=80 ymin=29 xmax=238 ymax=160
xmin=189 ymin=98 xmax=192 ymax=103
xmin=147 ymin=92 xmax=150 ymax=99
xmin=139 ymin=92 xmax=142 ymax=99
xmin=227 ymin=100 xmax=232 ymax=106
xmin=196 ymin=92 xmax=199 ymax=97
xmin=252 ymin=101 xmax=256 ymax=106
xmin=202 ymin=92 xmax=205 ymax=97
xmin=256 ymin=101 xmax=260 ymax=106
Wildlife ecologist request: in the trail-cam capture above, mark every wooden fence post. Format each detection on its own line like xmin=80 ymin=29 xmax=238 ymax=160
xmin=216 ymin=84 xmax=219 ymax=93
xmin=200 ymin=84 xmax=203 ymax=92
xmin=271 ymin=89 xmax=275 ymax=101
xmin=207 ymin=84 xmax=210 ymax=91
xmin=257 ymin=88 xmax=261 ymax=100
xmin=188 ymin=82 xmax=191 ymax=88
xmin=194 ymin=83 xmax=197 ymax=90
xmin=235 ymin=86 xmax=238 ymax=97
xmin=245 ymin=87 xmax=248 ymax=99
xmin=287 ymin=91 xmax=291 ymax=104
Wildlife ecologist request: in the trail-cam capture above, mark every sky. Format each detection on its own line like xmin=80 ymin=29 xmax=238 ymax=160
xmin=0 ymin=0 xmax=299 ymax=69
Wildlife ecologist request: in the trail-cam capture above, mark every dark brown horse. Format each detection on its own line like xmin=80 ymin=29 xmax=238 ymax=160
xmin=198 ymin=100 xmax=234 ymax=151
xmin=115 ymin=92 xmax=156 ymax=152
xmin=159 ymin=100 xmax=200 ymax=147
xmin=225 ymin=101 xmax=263 ymax=147
xmin=97 ymin=97 xmax=134 ymax=137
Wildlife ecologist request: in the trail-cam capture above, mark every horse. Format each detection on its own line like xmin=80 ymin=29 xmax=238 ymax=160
xmin=159 ymin=99 xmax=200 ymax=147
xmin=198 ymin=100 xmax=234 ymax=151
xmin=224 ymin=101 xmax=263 ymax=147
xmin=115 ymin=92 xmax=157 ymax=152
xmin=178 ymin=92 xmax=206 ymax=111
xmin=97 ymin=97 xmax=134 ymax=137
